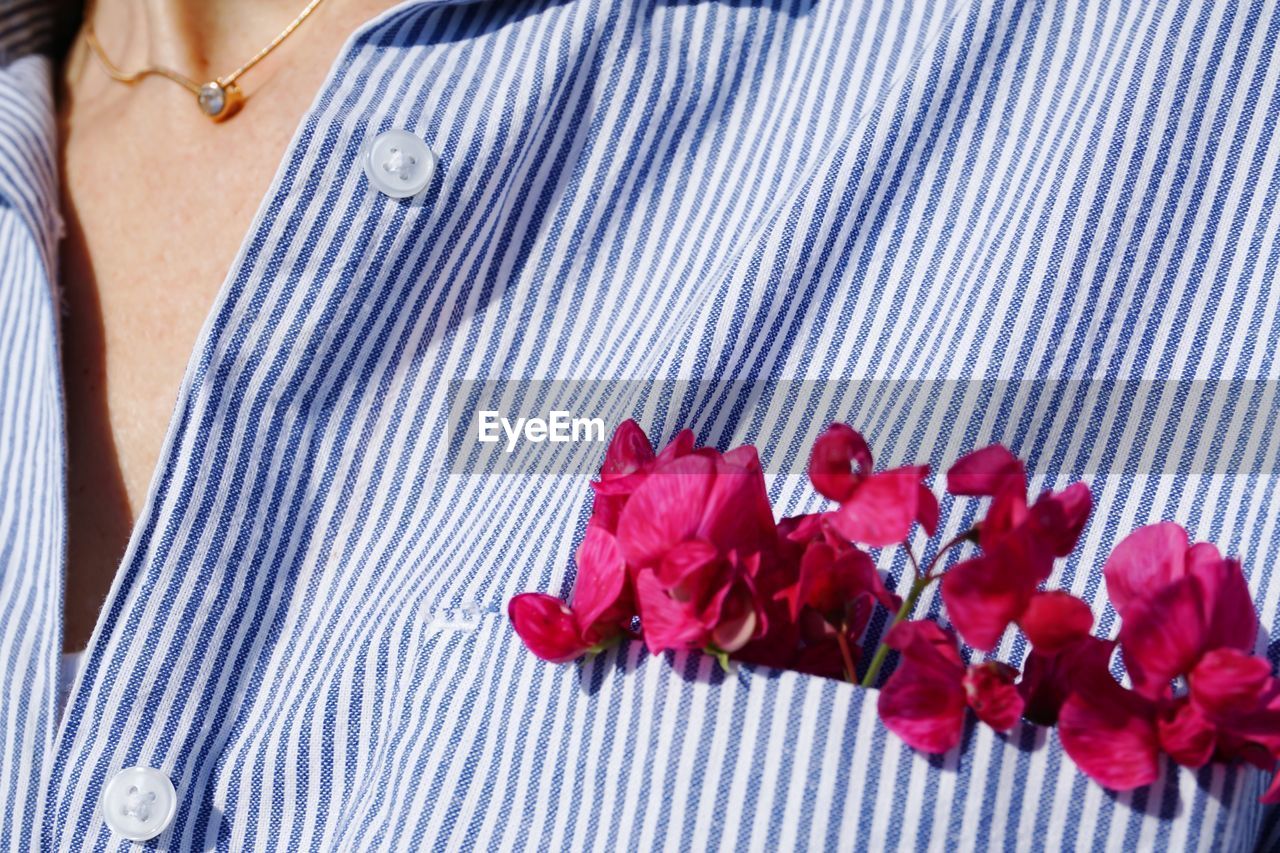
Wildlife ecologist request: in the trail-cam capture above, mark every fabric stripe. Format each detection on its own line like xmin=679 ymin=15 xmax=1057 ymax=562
xmin=0 ymin=0 xmax=1276 ymax=849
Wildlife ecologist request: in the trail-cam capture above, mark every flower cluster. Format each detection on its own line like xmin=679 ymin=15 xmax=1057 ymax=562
xmin=1053 ymin=524 xmax=1280 ymax=795
xmin=508 ymin=421 xmax=1280 ymax=802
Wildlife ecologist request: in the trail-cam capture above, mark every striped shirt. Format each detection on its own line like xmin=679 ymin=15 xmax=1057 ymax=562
xmin=2 ymin=0 xmax=1279 ymax=849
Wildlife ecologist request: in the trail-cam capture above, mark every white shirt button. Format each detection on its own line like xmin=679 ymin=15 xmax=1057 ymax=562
xmin=101 ymin=767 xmax=177 ymax=842
xmin=363 ymin=129 xmax=437 ymax=198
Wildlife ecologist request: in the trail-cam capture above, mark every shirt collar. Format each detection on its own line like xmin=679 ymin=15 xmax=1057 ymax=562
xmin=0 ymin=1 xmax=59 ymax=65
xmin=0 ymin=53 xmax=60 ymax=284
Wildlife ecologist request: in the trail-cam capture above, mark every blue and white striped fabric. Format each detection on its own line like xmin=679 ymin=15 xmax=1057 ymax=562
xmin=1 ymin=0 xmax=1279 ymax=848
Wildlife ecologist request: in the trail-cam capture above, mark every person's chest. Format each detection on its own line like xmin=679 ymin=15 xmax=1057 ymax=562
xmin=0 ymin=0 xmax=1278 ymax=849
xmin=57 ymin=104 xmax=296 ymax=509
xmin=55 ymin=3 xmax=399 ymax=650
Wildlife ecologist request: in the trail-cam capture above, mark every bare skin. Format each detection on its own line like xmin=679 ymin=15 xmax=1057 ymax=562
xmin=58 ymin=0 xmax=391 ymax=650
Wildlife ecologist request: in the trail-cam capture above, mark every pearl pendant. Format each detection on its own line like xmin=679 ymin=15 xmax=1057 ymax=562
xmin=196 ymin=81 xmax=244 ymax=122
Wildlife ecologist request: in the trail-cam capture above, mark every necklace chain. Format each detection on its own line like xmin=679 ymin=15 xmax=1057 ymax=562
xmin=83 ymin=0 xmax=329 ymax=121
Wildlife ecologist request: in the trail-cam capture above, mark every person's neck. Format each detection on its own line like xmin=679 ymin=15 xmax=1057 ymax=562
xmin=85 ymin=0 xmax=322 ymax=82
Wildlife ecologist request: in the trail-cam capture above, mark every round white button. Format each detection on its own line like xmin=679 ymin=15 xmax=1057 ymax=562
xmin=363 ymin=129 xmax=437 ymax=198
xmin=101 ymin=767 xmax=177 ymax=842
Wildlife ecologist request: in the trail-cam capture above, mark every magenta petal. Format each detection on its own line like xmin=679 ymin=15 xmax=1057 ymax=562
xmin=591 ymin=471 xmax=649 ymax=498
xmin=616 ymin=453 xmax=715 ymax=566
xmin=698 ymin=447 xmax=777 ymax=553
xmin=1018 ymin=650 xmax=1069 ymax=726
xmin=1103 ymin=522 xmax=1190 ymax=619
xmin=828 ymin=466 xmax=926 ymax=548
xmin=1018 ymin=591 xmax=1094 ymax=655
xmin=779 ymin=512 xmax=826 ymax=545
xmin=1058 ymin=675 xmax=1160 ymax=791
xmin=1156 ymin=700 xmax=1217 ymax=768
xmin=656 ymin=539 xmax=721 ymax=605
xmin=878 ymin=669 xmax=967 ymax=754
xmin=598 ymin=419 xmax=654 ymax=481
xmin=721 ymin=444 xmax=764 ymax=471
xmin=1192 ymin=556 xmax=1258 ymax=653
xmin=1118 ymin=576 xmax=1206 ymax=698
xmin=1185 ymin=540 xmax=1224 ymax=571
xmin=885 ymin=619 xmax=965 ymax=666
xmin=840 ymin=547 xmax=898 ymax=613
xmin=878 ymin=624 xmax=967 ymax=753
xmin=709 ymin=580 xmax=760 ymax=653
xmin=946 ymin=445 xmax=1026 ymax=497
xmin=846 ymin=592 xmax=875 ymax=638
xmin=1188 ymin=648 xmax=1273 ymax=721
xmin=796 ymin=542 xmax=893 ymax=619
xmin=977 ymin=486 xmax=1030 ymax=551
xmin=656 ymin=538 xmax=719 ymax=583
xmin=940 ymin=555 xmax=1030 ymax=652
xmin=793 ymin=541 xmax=836 ymax=618
xmin=508 ymin=593 xmax=590 ymax=664
xmin=809 ymin=424 xmax=873 ymax=502
xmin=1214 ymin=678 xmax=1280 ymax=754
xmin=963 ymin=662 xmax=1024 ymax=731
xmin=634 ymin=569 xmax=707 ymax=654
xmin=1029 ymin=482 xmax=1092 ymax=557
xmin=655 ymin=429 xmax=696 ymax=464
xmin=1018 ymin=636 xmax=1114 ymax=726
xmin=917 ymin=483 xmax=939 ymax=537
xmin=571 ymin=524 xmax=630 ymax=629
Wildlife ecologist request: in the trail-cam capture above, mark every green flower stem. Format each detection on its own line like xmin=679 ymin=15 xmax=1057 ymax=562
xmin=836 ymin=627 xmax=858 ymax=684
xmin=857 ymin=528 xmax=976 ymax=688
xmin=859 ymin=573 xmax=932 ymax=688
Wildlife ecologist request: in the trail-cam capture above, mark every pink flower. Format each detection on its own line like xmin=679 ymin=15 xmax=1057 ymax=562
xmin=1053 ymin=635 xmax=1280 ymax=797
xmin=633 ymin=558 xmax=761 ymax=655
xmin=508 ymin=593 xmax=594 ymax=663
xmin=512 ymin=420 xmax=784 ymax=662
xmin=510 ymin=422 xmax=1280 ymax=807
xmin=940 ymin=445 xmax=1092 ymax=651
xmin=1150 ymin=651 xmax=1280 ymax=772
xmin=616 ymin=434 xmax=777 ymax=655
xmin=510 ymin=420 xmax=659 ymax=663
xmin=735 ymin=513 xmax=898 ymax=679
xmin=1056 ymin=645 xmax=1163 ymax=790
xmin=774 ymin=513 xmax=898 ymax=622
xmin=589 ymin=419 xmax=680 ymax=532
xmin=1050 ymin=524 xmax=1279 ymax=798
xmin=1017 ymin=635 xmax=1113 ymax=726
xmin=617 ymin=444 xmax=777 ymax=566
xmin=509 ymin=523 xmax=635 ymax=663
xmin=1103 ymin=523 xmax=1257 ymax=699
xmin=809 ymin=424 xmax=938 ymax=548
xmin=877 ymin=621 xmax=1024 ymax=753
xmin=1017 ymin=591 xmax=1095 ymax=655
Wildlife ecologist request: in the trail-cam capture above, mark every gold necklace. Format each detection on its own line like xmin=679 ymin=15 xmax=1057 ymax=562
xmin=83 ymin=0 xmax=329 ymax=122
